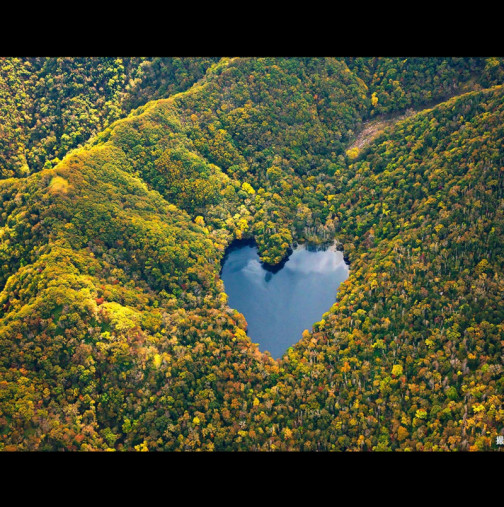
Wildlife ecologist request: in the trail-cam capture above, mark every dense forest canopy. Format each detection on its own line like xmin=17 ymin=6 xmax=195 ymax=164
xmin=0 ymin=56 xmax=503 ymax=451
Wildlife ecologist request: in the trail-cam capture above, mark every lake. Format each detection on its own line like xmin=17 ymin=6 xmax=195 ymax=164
xmin=220 ymin=241 xmax=349 ymax=359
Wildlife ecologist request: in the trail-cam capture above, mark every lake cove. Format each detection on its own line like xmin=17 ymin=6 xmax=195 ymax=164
xmin=220 ymin=241 xmax=349 ymax=359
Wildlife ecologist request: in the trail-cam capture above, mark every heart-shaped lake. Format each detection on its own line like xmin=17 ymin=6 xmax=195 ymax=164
xmin=221 ymin=241 xmax=349 ymax=359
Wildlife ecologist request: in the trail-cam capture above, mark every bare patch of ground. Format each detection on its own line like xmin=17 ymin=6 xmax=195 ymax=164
xmin=347 ymin=109 xmax=416 ymax=153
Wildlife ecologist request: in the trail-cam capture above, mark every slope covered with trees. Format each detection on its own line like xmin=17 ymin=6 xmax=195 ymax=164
xmin=279 ymin=84 xmax=504 ymax=451
xmin=0 ymin=57 xmax=219 ymax=179
xmin=344 ymin=57 xmax=504 ymax=117
xmin=0 ymin=57 xmax=503 ymax=451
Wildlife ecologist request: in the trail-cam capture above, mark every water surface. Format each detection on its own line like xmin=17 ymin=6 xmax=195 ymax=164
xmin=221 ymin=242 xmax=349 ymax=359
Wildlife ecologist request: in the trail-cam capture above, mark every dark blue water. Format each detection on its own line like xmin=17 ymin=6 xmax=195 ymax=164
xmin=221 ymin=242 xmax=349 ymax=359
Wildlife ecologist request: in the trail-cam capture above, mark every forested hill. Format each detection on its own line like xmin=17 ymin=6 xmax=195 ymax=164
xmin=0 ymin=57 xmax=503 ymax=451
xmin=0 ymin=57 xmax=220 ymax=179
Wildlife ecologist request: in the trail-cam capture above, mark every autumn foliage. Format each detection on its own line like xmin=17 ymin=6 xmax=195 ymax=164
xmin=1 ymin=57 xmax=503 ymax=451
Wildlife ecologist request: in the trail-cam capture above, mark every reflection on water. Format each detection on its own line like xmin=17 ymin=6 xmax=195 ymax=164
xmin=221 ymin=242 xmax=349 ymax=359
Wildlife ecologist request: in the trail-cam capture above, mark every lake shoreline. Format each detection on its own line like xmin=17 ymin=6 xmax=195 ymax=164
xmin=220 ymin=237 xmax=349 ymax=276
xmin=220 ymin=239 xmax=350 ymax=358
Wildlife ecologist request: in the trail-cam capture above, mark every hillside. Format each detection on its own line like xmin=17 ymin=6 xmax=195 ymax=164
xmin=0 ymin=57 xmax=219 ymax=179
xmin=0 ymin=57 xmax=503 ymax=451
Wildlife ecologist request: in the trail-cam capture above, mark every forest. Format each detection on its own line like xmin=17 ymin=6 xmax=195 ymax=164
xmin=0 ymin=56 xmax=503 ymax=451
